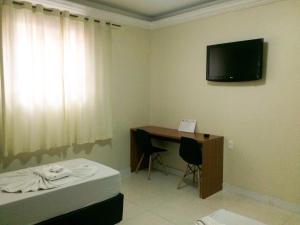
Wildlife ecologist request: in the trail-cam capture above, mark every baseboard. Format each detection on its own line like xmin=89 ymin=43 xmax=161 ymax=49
xmin=223 ymin=183 xmax=300 ymax=214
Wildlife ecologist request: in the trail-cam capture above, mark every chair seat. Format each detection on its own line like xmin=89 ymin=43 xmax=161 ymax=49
xmin=186 ymin=161 xmax=202 ymax=166
xmin=152 ymin=146 xmax=167 ymax=153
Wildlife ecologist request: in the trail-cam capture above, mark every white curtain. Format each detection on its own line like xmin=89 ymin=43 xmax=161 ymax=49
xmin=0 ymin=0 xmax=112 ymax=156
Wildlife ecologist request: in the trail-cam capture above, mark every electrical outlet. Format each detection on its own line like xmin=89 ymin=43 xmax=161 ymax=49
xmin=228 ymin=140 xmax=234 ymax=150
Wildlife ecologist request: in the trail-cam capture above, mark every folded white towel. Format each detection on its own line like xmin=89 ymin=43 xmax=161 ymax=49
xmin=34 ymin=166 xmax=72 ymax=181
xmin=48 ymin=165 xmax=64 ymax=173
xmin=196 ymin=216 xmax=226 ymax=225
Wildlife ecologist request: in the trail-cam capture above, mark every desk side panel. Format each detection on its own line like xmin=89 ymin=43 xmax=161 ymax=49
xmin=201 ymin=137 xmax=224 ymax=198
xmin=130 ymin=129 xmax=147 ymax=172
xmin=130 ymin=129 xmax=137 ymax=172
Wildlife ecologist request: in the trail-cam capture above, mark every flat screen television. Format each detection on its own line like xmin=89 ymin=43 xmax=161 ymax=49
xmin=206 ymin=38 xmax=263 ymax=82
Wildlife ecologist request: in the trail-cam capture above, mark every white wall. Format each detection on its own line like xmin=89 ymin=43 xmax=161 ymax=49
xmin=149 ymin=0 xmax=300 ymax=204
xmin=0 ymin=26 xmax=150 ymax=173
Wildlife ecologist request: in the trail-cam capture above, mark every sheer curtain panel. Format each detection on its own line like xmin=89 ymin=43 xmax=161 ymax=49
xmin=0 ymin=0 xmax=112 ymax=156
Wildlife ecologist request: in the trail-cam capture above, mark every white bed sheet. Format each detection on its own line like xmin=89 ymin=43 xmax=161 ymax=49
xmin=0 ymin=158 xmax=121 ymax=225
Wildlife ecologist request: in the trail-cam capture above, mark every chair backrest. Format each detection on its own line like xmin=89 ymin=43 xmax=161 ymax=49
xmin=179 ymin=137 xmax=202 ymax=166
xmin=135 ymin=129 xmax=153 ymax=155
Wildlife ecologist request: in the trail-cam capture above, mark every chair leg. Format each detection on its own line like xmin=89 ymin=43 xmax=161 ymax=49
xmin=177 ymin=164 xmax=189 ymax=189
xmin=157 ymin=153 xmax=168 ymax=175
xmin=148 ymin=154 xmax=152 ymax=180
xmin=193 ymin=165 xmax=196 ymax=184
xmin=135 ymin=153 xmax=145 ymax=173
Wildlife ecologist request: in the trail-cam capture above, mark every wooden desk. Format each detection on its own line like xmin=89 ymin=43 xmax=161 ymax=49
xmin=130 ymin=126 xmax=224 ymax=199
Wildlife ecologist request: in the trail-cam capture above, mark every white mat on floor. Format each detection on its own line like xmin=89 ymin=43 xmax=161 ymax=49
xmin=196 ymin=209 xmax=267 ymax=225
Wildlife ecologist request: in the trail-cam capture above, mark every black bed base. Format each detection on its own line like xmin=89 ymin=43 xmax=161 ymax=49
xmin=36 ymin=193 xmax=124 ymax=225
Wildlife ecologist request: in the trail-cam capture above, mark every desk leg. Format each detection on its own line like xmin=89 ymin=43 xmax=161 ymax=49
xmin=200 ymin=137 xmax=224 ymax=199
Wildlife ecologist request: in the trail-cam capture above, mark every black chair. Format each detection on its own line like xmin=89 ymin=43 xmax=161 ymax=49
xmin=135 ymin=129 xmax=168 ymax=180
xmin=177 ymin=137 xmax=202 ymax=191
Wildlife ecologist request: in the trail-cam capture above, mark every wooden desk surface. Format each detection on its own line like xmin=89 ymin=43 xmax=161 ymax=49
xmin=131 ymin=126 xmax=222 ymax=143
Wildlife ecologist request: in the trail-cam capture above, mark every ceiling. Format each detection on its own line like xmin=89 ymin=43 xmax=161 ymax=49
xmin=68 ymin=0 xmax=226 ymax=21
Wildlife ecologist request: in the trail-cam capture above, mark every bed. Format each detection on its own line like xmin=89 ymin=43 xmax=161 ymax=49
xmin=0 ymin=158 xmax=124 ymax=225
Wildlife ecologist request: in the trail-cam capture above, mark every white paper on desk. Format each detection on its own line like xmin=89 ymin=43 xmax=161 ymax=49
xmin=178 ymin=119 xmax=196 ymax=133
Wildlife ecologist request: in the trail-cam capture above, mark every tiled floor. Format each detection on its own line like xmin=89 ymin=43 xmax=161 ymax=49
xmin=118 ymin=170 xmax=300 ymax=225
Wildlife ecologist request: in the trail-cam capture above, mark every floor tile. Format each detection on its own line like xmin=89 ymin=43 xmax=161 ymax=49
xmin=122 ymin=200 xmax=146 ymax=221
xmin=120 ymin=171 xmax=296 ymax=225
xmin=150 ymin=199 xmax=215 ymax=225
xmin=221 ymin=197 xmax=293 ymax=225
xmin=122 ymin=212 xmax=175 ymax=225
xmin=284 ymin=213 xmax=300 ymax=225
xmin=201 ymin=191 xmax=246 ymax=210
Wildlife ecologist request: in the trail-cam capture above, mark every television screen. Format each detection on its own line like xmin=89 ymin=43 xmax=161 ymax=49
xmin=206 ymin=39 xmax=263 ymax=82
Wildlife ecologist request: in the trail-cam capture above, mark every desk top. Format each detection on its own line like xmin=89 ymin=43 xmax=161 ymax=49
xmin=131 ymin=126 xmax=223 ymax=143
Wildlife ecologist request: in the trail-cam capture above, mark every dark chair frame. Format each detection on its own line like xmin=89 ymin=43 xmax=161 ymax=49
xmin=135 ymin=129 xmax=168 ymax=179
xmin=177 ymin=137 xmax=202 ymax=195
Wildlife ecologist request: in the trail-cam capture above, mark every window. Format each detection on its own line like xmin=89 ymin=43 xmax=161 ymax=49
xmin=0 ymin=1 xmax=112 ymax=155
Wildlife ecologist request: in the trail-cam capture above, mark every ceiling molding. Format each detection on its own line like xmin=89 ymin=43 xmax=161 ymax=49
xmin=28 ymin=0 xmax=152 ymax=29
xmin=29 ymin=0 xmax=281 ymax=30
xmin=83 ymin=0 xmax=220 ymax=21
xmin=150 ymin=0 xmax=281 ymax=29
xmin=151 ymin=0 xmax=228 ymax=21
xmin=70 ymin=0 xmax=151 ymax=21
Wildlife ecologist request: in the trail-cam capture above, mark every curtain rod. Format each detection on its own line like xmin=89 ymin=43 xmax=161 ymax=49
xmin=11 ymin=1 xmax=121 ymax=27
